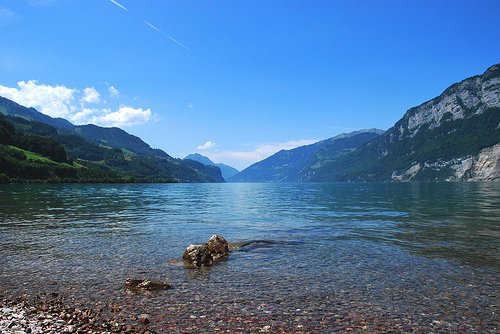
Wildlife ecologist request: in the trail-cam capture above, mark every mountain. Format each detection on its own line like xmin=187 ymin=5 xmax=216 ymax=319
xmin=229 ymin=129 xmax=384 ymax=182
xmin=0 ymin=97 xmax=223 ymax=183
xmin=74 ymin=124 xmax=171 ymax=159
xmin=0 ymin=96 xmax=171 ymax=159
xmin=215 ymin=164 xmax=240 ymax=180
xmin=306 ymin=64 xmax=500 ymax=182
xmin=0 ymin=96 xmax=73 ymax=129
xmin=3 ymin=64 xmax=498 ymax=183
xmin=183 ymin=159 xmax=225 ymax=183
xmin=184 ymin=153 xmax=214 ymax=166
xmin=184 ymin=153 xmax=240 ymax=180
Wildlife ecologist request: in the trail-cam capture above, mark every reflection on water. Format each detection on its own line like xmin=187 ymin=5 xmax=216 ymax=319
xmin=0 ymin=182 xmax=499 ymax=330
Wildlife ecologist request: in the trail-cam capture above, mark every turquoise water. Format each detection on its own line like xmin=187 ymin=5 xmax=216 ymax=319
xmin=0 ymin=182 xmax=498 ymax=331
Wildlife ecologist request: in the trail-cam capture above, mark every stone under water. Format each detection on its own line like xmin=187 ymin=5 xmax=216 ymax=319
xmin=183 ymin=235 xmax=229 ymax=267
xmin=124 ymin=279 xmax=171 ymax=291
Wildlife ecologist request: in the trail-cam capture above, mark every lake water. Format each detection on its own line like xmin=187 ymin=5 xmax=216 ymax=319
xmin=0 ymin=182 xmax=499 ymax=332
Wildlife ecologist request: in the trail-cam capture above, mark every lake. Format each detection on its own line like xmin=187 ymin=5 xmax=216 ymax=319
xmin=0 ymin=182 xmax=498 ymax=332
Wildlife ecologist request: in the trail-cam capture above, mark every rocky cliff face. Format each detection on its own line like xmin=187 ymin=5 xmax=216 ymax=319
xmin=389 ymin=64 xmax=500 ymax=181
xmin=308 ymin=64 xmax=500 ymax=182
xmin=391 ymin=143 xmax=499 ymax=181
xmin=452 ymin=143 xmax=499 ymax=181
xmin=399 ymin=64 xmax=500 ymax=138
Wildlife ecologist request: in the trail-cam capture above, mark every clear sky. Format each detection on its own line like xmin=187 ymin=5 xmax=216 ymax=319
xmin=1 ymin=0 xmax=499 ymax=170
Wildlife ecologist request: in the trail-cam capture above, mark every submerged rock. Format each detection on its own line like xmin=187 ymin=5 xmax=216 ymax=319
xmin=228 ymin=240 xmax=276 ymax=252
xmin=183 ymin=235 xmax=229 ymax=267
xmin=206 ymin=235 xmax=229 ymax=260
xmin=182 ymin=244 xmax=213 ymax=267
xmin=124 ymin=278 xmax=171 ymax=291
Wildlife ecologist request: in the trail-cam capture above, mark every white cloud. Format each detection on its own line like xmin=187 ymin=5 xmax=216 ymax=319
xmin=81 ymin=87 xmax=100 ymax=104
xmin=66 ymin=106 xmax=151 ymax=127
xmin=70 ymin=107 xmax=102 ymax=125
xmin=0 ymin=80 xmax=152 ymax=128
xmin=197 ymin=141 xmax=216 ymax=150
xmin=0 ymin=80 xmax=77 ymax=118
xmin=203 ymin=139 xmax=318 ymax=170
xmin=108 ymin=85 xmax=120 ymax=97
xmin=96 ymin=106 xmax=152 ymax=127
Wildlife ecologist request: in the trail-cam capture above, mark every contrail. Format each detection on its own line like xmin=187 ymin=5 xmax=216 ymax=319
xmin=109 ymin=0 xmax=128 ymax=12
xmin=144 ymin=21 xmax=191 ymax=51
xmin=108 ymin=0 xmax=191 ymax=52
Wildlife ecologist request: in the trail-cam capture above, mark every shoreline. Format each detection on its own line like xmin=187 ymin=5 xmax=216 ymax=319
xmin=1 ymin=289 xmax=493 ymax=333
xmin=0 ymin=292 xmax=150 ymax=334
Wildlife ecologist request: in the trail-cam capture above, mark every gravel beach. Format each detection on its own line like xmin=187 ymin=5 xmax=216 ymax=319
xmin=0 ymin=292 xmax=151 ymax=334
xmin=1 ymin=288 xmax=497 ymax=333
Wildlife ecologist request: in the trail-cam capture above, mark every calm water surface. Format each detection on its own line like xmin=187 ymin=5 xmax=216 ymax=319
xmin=0 ymin=182 xmax=499 ymax=332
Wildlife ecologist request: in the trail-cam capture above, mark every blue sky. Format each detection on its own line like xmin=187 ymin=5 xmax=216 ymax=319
xmin=1 ymin=0 xmax=499 ymax=169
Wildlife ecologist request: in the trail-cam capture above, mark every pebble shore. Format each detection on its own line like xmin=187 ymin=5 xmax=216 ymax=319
xmin=0 ymin=293 xmax=153 ymax=334
xmin=2 ymin=290 xmax=497 ymax=333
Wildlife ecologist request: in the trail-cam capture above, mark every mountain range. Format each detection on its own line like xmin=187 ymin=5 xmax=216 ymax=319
xmin=230 ymin=64 xmax=499 ymax=182
xmin=1 ymin=63 xmax=499 ymax=183
xmin=306 ymin=64 xmax=500 ymax=182
xmin=184 ymin=153 xmax=239 ymax=180
xmin=0 ymin=96 xmax=224 ymax=183
xmin=228 ymin=129 xmax=384 ymax=182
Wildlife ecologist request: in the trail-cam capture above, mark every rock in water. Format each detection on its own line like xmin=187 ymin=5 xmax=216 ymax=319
xmin=182 ymin=244 xmax=213 ymax=267
xmin=183 ymin=235 xmax=229 ymax=267
xmin=124 ymin=278 xmax=171 ymax=291
xmin=206 ymin=235 xmax=229 ymax=260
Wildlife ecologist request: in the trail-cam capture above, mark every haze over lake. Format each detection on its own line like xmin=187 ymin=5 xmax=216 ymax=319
xmin=1 ymin=182 xmax=498 ymax=332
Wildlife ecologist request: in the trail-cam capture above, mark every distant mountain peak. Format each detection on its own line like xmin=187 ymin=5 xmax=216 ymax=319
xmin=229 ymin=129 xmax=383 ymax=182
xmin=329 ymin=128 xmax=385 ymax=140
xmin=184 ymin=153 xmax=215 ymax=166
xmin=184 ymin=153 xmax=239 ymax=180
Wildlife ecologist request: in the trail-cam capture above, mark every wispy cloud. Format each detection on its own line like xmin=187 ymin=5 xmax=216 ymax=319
xmin=197 ymin=141 xmax=216 ymax=150
xmin=0 ymin=80 xmax=152 ymax=127
xmin=109 ymin=0 xmax=128 ymax=12
xmin=0 ymin=7 xmax=16 ymax=26
xmin=108 ymin=85 xmax=120 ymax=97
xmin=144 ymin=21 xmax=191 ymax=51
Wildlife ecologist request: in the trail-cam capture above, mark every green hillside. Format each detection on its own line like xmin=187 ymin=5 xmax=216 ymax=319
xmin=0 ymin=98 xmax=224 ymax=183
xmin=229 ymin=130 xmax=383 ymax=182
